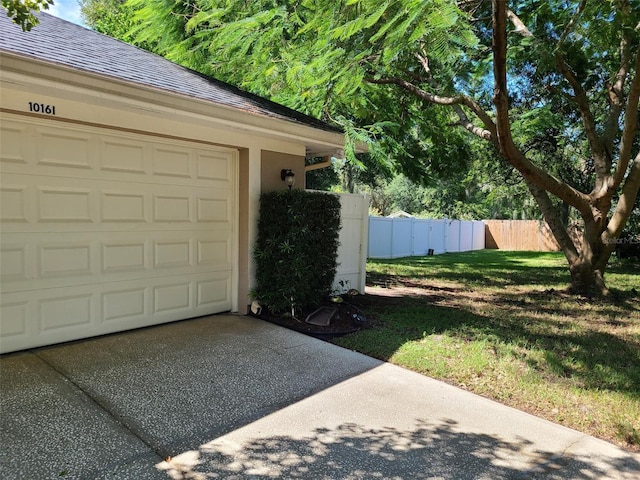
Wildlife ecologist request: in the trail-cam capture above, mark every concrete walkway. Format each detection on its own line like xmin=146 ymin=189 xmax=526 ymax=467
xmin=1 ymin=314 xmax=638 ymax=479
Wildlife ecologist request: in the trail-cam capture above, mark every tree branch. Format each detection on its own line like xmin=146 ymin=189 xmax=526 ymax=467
xmin=524 ymin=178 xmax=579 ymax=263
xmin=491 ymin=0 xmax=591 ymax=216
xmin=612 ymin=44 xmax=640 ymax=189
xmin=603 ymin=32 xmax=632 ymax=151
xmin=452 ymin=105 xmax=494 ymax=141
xmin=557 ymin=0 xmax=587 ymax=46
xmin=605 ymin=151 xmax=640 ymax=243
xmin=506 ymin=8 xmax=532 ymax=37
xmin=554 ymin=0 xmax=610 ymax=184
xmin=458 ymin=1 xmax=533 ymax=37
xmin=491 ymin=0 xmax=513 ymax=154
xmin=365 ymin=76 xmax=497 ymax=140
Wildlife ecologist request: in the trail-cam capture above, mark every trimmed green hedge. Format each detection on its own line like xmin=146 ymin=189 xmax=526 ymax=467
xmin=254 ymin=189 xmax=341 ymax=314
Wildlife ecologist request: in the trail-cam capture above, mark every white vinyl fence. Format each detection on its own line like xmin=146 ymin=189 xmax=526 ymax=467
xmin=368 ymin=216 xmax=485 ymax=259
xmin=309 ymin=192 xmax=370 ymax=294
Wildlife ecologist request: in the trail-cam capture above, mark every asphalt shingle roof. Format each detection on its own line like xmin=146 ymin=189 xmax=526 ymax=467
xmin=0 ymin=11 xmax=341 ymax=133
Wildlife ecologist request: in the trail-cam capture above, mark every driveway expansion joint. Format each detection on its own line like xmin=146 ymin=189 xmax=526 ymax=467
xmin=32 ymin=350 xmax=169 ymax=463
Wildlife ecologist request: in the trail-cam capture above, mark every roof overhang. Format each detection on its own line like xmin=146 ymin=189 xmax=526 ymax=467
xmin=0 ymin=51 xmax=348 ymax=156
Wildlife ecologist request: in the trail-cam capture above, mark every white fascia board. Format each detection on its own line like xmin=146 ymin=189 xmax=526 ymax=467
xmin=0 ymin=53 xmax=345 ymax=154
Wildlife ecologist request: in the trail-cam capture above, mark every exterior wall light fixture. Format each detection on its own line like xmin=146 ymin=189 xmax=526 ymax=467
xmin=280 ymin=169 xmax=295 ymax=190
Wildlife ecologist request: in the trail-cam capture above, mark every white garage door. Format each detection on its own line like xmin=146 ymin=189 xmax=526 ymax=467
xmin=0 ymin=114 xmax=237 ymax=353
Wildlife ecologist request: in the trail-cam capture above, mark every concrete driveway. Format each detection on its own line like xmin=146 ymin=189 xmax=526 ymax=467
xmin=1 ymin=314 xmax=639 ymax=479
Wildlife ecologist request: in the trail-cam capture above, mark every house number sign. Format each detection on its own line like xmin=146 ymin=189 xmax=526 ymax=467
xmin=28 ymin=102 xmax=56 ymax=115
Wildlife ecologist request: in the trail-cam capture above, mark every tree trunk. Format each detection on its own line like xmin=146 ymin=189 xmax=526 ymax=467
xmin=566 ymin=216 xmax=615 ymax=297
xmin=341 ymin=162 xmax=355 ymax=194
xmin=568 ymin=252 xmax=610 ymax=298
xmin=523 ymin=171 xmax=615 ymax=297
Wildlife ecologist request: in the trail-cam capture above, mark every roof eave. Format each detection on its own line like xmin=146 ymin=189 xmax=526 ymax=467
xmin=0 ymin=51 xmax=346 ymax=155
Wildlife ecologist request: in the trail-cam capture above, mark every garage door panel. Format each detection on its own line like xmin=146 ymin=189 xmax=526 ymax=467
xmin=153 ymin=194 xmax=191 ymax=223
xmin=2 ymin=120 xmax=235 ymax=189
xmin=0 ymin=174 xmax=233 ymax=233
xmin=197 ymin=196 xmax=232 ymax=223
xmin=1 ymin=115 xmax=237 ymax=353
xmin=102 ymin=287 xmax=147 ymax=323
xmin=197 ymin=235 xmax=232 ymax=267
xmin=36 ymin=128 xmax=94 ymax=170
xmin=154 ymin=240 xmax=191 ymax=268
xmin=152 ymin=145 xmax=192 ymax=178
xmin=0 ymin=123 xmax=30 ymax=164
xmin=40 ymin=243 xmax=92 ymax=278
xmin=197 ymin=277 xmax=230 ymax=308
xmin=2 ymin=231 xmax=232 ymax=293
xmin=100 ymin=137 xmax=147 ymax=174
xmin=1 ymin=288 xmax=100 ymax=351
xmin=0 ymin=243 xmax=29 ymax=281
xmin=102 ymin=191 xmax=146 ymax=222
xmin=1 ymin=271 xmax=232 ymax=352
xmin=103 ymin=241 xmax=148 ymax=273
xmin=0 ymin=185 xmax=29 ymax=222
xmin=1 ymin=161 xmax=234 ymax=189
xmin=40 ymin=294 xmax=94 ymax=331
xmin=39 ymin=187 xmax=94 ymax=223
xmin=0 ymin=301 xmax=29 ymax=339
xmin=197 ymin=151 xmax=233 ymax=182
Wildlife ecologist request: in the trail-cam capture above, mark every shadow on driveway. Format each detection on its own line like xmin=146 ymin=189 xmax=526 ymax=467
xmin=1 ymin=315 xmax=639 ymax=479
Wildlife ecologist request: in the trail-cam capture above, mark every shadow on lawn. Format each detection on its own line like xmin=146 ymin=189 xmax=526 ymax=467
xmin=160 ymin=418 xmax=640 ymax=479
xmin=342 ymin=289 xmax=640 ymax=397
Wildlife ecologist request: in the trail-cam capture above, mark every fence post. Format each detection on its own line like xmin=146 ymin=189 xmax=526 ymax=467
xmin=444 ymin=218 xmax=449 ymax=253
xmin=357 ymin=195 xmax=369 ymax=292
xmin=390 ymin=217 xmax=395 ymax=258
xmin=412 ymin=218 xmax=416 ymax=257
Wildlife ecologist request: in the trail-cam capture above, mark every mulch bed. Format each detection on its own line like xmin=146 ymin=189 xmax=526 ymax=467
xmin=253 ymin=294 xmax=376 ymax=339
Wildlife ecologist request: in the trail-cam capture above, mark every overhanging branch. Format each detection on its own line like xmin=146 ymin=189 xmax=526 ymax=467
xmin=365 ymin=76 xmax=497 ymax=139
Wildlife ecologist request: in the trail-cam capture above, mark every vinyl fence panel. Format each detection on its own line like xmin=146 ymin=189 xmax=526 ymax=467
xmin=429 ymin=219 xmax=447 ymax=255
xmin=368 ymin=216 xmax=485 ymax=259
xmin=391 ymin=218 xmax=413 ymax=258
xmin=446 ymin=220 xmax=461 ymax=252
xmin=472 ymin=220 xmax=485 ymax=250
xmin=459 ymin=221 xmax=473 ymax=252
xmin=334 ymin=193 xmax=369 ymax=293
xmin=368 ymin=216 xmax=393 ymax=259
xmin=412 ymin=220 xmax=430 ymax=255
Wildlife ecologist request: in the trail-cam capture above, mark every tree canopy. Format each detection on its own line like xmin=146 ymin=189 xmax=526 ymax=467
xmin=2 ymin=0 xmax=53 ymax=30
xmin=15 ymin=0 xmax=640 ymax=295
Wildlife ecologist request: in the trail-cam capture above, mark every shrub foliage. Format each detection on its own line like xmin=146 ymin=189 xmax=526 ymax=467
xmin=254 ymin=190 xmax=341 ymax=314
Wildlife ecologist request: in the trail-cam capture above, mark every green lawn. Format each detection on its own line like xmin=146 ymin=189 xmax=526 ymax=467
xmin=333 ymin=250 xmax=640 ymax=451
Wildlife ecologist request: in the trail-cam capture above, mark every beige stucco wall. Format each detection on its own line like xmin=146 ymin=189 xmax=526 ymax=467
xmin=260 ymin=150 xmax=306 ymax=193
